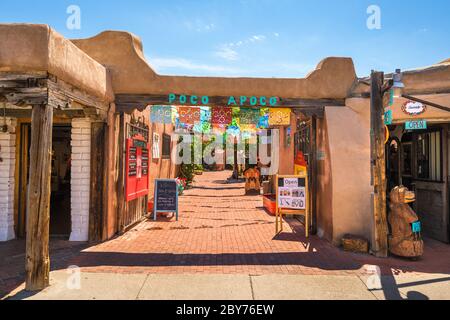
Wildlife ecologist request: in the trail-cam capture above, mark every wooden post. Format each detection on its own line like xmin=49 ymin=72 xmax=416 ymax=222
xmin=89 ymin=122 xmax=106 ymax=242
xmin=25 ymin=104 xmax=53 ymax=291
xmin=370 ymin=71 xmax=389 ymax=258
xmin=117 ymin=113 xmax=126 ymax=233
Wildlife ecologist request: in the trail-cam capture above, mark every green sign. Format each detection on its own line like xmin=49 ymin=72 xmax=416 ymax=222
xmin=389 ymin=89 xmax=395 ymax=106
xmin=384 ymin=110 xmax=393 ymax=125
xmin=405 ymin=120 xmax=427 ymax=130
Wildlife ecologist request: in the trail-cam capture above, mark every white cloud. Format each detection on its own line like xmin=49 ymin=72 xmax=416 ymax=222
xmin=215 ymin=34 xmax=269 ymax=61
xmin=148 ymin=57 xmax=244 ymax=75
xmin=215 ymin=46 xmax=239 ymax=61
xmin=184 ymin=19 xmax=216 ymax=33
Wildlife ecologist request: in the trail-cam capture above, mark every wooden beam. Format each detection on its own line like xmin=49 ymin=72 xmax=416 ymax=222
xmin=89 ymin=122 xmax=107 ymax=242
xmin=47 ymin=76 xmax=108 ymax=112
xmin=25 ymin=104 xmax=53 ymax=291
xmin=0 ymin=108 xmax=88 ymax=119
xmin=402 ymin=94 xmax=450 ymax=113
xmin=0 ymin=72 xmax=109 ymax=120
xmin=370 ymin=71 xmax=389 ymax=258
xmin=115 ymin=94 xmax=345 ymax=113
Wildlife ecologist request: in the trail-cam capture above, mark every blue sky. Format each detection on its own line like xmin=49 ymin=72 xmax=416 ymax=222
xmin=1 ymin=0 xmax=449 ymax=78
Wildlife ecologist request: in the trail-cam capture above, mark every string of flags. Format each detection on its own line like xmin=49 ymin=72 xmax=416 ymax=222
xmin=151 ymin=105 xmax=291 ymax=133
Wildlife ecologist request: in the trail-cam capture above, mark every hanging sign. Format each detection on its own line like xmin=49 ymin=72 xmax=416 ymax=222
xmin=402 ymin=101 xmax=427 ymax=116
xmin=384 ymin=109 xmax=393 ymax=125
xmin=126 ymin=137 xmax=150 ymax=202
xmin=153 ymin=179 xmax=179 ymax=221
xmin=405 ymin=120 xmax=427 ymax=130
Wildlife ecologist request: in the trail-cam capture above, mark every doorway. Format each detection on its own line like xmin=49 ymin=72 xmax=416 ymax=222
xmin=17 ymin=123 xmax=72 ymax=238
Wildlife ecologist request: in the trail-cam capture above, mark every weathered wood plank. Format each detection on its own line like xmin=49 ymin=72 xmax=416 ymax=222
xmin=25 ymin=104 xmax=53 ymax=291
xmin=370 ymin=71 xmax=388 ymax=258
xmin=89 ymin=122 xmax=106 ymax=242
xmin=1 ymin=108 xmax=87 ymax=119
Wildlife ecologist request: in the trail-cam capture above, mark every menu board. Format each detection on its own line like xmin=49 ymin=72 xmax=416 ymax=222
xmin=277 ymin=177 xmax=307 ymax=210
xmin=125 ymin=138 xmax=150 ymax=202
xmin=154 ymin=179 xmax=178 ymax=220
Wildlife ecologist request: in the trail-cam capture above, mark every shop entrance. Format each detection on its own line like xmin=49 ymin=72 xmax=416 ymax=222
xmin=17 ymin=123 xmax=72 ymax=238
xmin=386 ymin=124 xmax=450 ymax=243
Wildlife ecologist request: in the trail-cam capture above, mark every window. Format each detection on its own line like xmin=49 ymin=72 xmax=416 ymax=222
xmin=162 ymin=133 xmax=171 ymax=159
xmin=416 ymin=131 xmax=442 ymax=181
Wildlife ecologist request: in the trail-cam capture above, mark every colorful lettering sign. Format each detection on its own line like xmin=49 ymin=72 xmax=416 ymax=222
xmin=168 ymin=94 xmax=279 ymax=107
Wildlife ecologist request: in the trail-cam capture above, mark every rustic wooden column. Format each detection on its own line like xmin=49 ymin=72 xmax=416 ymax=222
xmin=25 ymin=104 xmax=53 ymax=291
xmin=89 ymin=122 xmax=107 ymax=242
xmin=370 ymin=71 xmax=389 ymax=258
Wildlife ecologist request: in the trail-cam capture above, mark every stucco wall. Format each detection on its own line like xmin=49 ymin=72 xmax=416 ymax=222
xmin=325 ymin=100 xmax=373 ymax=245
xmin=0 ymin=24 xmax=113 ymax=102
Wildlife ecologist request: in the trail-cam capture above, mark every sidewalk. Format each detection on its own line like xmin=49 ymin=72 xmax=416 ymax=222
xmin=4 ymin=271 xmax=450 ymax=300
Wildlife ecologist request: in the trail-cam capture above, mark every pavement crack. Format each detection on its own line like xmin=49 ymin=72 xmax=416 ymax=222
xmin=136 ymin=274 xmax=150 ymax=300
xmin=249 ymin=275 xmax=256 ymax=300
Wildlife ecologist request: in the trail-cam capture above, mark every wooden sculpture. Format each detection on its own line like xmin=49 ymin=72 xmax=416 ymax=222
xmin=244 ymin=167 xmax=261 ymax=195
xmin=388 ymin=186 xmax=424 ymax=259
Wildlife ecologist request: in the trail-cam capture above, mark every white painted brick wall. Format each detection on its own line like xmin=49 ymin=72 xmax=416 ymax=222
xmin=69 ymin=119 xmax=91 ymax=242
xmin=0 ymin=118 xmax=17 ymax=241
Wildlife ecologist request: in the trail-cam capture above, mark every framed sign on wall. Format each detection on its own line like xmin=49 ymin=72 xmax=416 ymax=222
xmin=152 ymin=133 xmax=160 ymax=159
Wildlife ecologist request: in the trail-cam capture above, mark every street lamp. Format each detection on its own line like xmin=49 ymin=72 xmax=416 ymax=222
xmin=392 ymin=69 xmax=405 ymax=98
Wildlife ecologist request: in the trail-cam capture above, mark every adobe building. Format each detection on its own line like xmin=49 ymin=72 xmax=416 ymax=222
xmin=0 ymin=23 xmax=449 ymax=256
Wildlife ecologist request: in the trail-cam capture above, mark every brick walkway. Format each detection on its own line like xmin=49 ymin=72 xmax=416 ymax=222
xmin=2 ymin=170 xmax=450 ymax=297
xmin=67 ymin=171 xmax=450 ymax=276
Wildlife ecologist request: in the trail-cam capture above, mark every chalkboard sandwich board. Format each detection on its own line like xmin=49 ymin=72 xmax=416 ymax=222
xmin=153 ymin=179 xmax=179 ymax=221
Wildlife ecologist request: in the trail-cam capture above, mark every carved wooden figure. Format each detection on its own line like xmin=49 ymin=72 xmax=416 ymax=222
xmin=244 ymin=168 xmax=261 ymax=195
xmin=388 ymin=186 xmax=424 ymax=259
